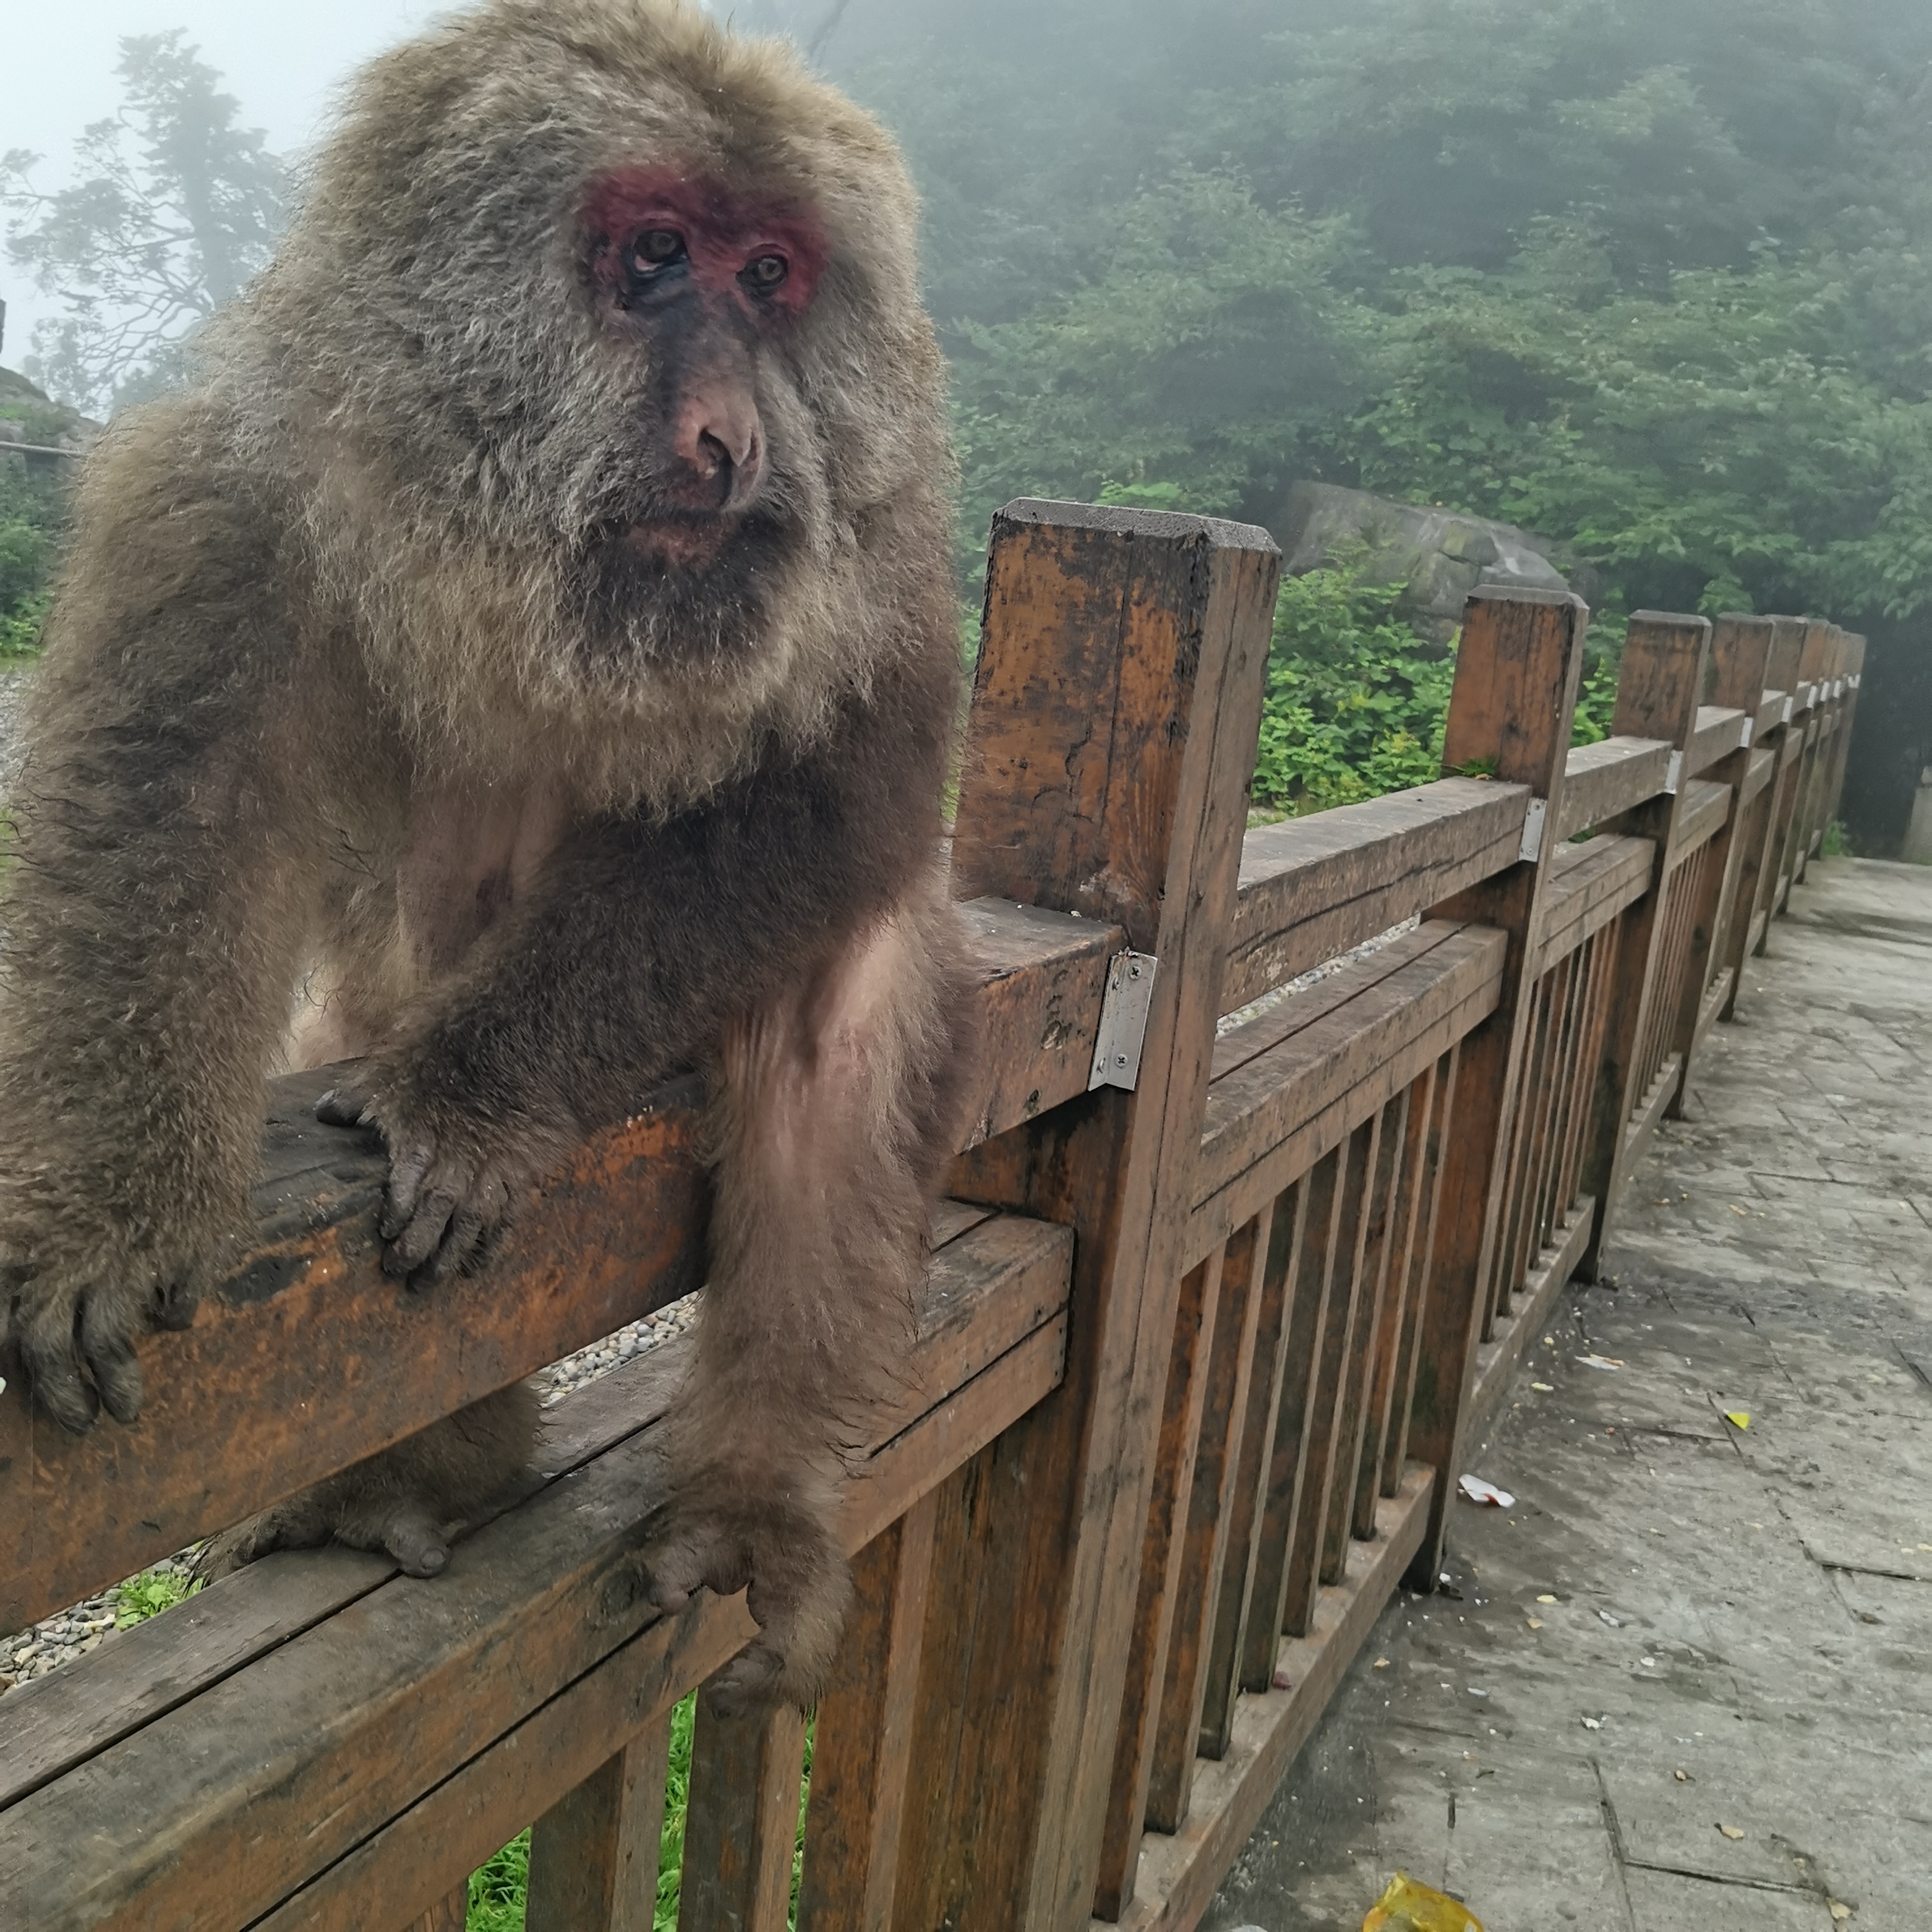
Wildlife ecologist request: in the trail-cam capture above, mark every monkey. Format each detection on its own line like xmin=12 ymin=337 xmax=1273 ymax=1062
xmin=0 ymin=0 xmax=972 ymax=1710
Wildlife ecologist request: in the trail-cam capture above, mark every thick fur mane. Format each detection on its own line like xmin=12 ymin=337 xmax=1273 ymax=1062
xmin=200 ymin=0 xmax=952 ymax=812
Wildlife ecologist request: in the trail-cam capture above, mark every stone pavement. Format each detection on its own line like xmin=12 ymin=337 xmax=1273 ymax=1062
xmin=1205 ymin=858 xmax=1932 ymax=1932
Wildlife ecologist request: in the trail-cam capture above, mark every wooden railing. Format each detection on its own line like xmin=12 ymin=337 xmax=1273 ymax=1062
xmin=0 ymin=503 xmax=1864 ymax=1932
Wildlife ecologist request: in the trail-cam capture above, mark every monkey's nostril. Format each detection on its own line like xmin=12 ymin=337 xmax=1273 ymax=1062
xmin=695 ymin=428 xmax=733 ymax=480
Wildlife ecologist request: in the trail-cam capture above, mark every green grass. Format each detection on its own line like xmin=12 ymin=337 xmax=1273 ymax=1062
xmin=111 ymin=1565 xmax=200 ymax=1628
xmin=465 ymin=1693 xmax=815 ymax=1931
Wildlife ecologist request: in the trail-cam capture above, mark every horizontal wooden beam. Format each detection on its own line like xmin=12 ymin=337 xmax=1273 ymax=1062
xmin=0 ymin=1210 xmax=1074 ymax=1931
xmin=1187 ymin=922 xmax=1506 ymax=1268
xmin=1525 ymin=834 xmax=1654 ymax=979
xmin=1224 ymin=780 xmax=1527 ymax=1012
xmin=1553 ymin=735 xmax=1672 ymax=842
xmin=0 ymin=899 xmax=1116 ymax=1635
xmin=1668 ymin=778 xmax=1732 ymax=866
xmin=1684 ymin=705 xmax=1750 ymax=779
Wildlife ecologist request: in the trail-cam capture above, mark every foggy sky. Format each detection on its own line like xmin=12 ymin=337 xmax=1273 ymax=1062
xmin=2 ymin=0 xmax=445 ymax=364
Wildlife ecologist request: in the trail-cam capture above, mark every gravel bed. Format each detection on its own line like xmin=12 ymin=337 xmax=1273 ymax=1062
xmin=0 ymin=1299 xmax=703 ymax=1696
xmin=1216 ymin=915 xmax=1419 ymax=1037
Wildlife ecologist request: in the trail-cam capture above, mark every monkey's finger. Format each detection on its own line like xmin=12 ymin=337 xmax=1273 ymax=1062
xmin=314 ymin=1086 xmax=375 ymax=1129
xmin=420 ymin=1204 xmax=486 ymax=1285
xmin=385 ymin=1187 xmax=463 ymax=1277
xmin=22 ymin=1332 xmax=100 ymax=1434
xmin=379 ymin=1148 xmax=433 ymax=1240
xmin=80 ymin=1296 xmax=145 ymax=1426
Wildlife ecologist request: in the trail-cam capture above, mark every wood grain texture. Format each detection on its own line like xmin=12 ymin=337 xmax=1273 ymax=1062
xmin=1553 ymin=735 xmax=1671 ymax=842
xmin=1402 ymin=586 xmax=1588 ymax=1591
xmin=1092 ymin=1248 xmax=1225 ymax=1912
xmin=794 ymin=1495 xmax=936 ymax=1932
xmin=0 ymin=892 xmax=1116 ymax=1636
xmin=525 ymin=1723 xmax=669 ymax=1932
xmin=678 ymin=1701 xmax=807 ymax=1931
xmin=908 ymin=500 xmax=1280 ymax=1932
xmin=0 ymin=1211 xmax=1072 ymax=1932
xmin=1526 ymin=835 xmax=1655 ymax=977
xmin=1574 ymin=611 xmax=1712 ymax=1282
xmin=1223 ymin=779 xmax=1528 ymax=1011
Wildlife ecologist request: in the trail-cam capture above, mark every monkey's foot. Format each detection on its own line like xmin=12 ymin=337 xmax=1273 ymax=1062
xmin=0 ymin=1249 xmax=200 ymax=1434
xmin=195 ymin=1491 xmax=454 ymax=1581
xmin=641 ymin=1487 xmax=854 ymax=1714
xmin=315 ymin=1071 xmax=570 ymax=1284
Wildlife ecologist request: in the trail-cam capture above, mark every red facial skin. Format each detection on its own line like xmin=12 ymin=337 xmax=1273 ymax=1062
xmin=580 ymin=167 xmax=827 ymax=316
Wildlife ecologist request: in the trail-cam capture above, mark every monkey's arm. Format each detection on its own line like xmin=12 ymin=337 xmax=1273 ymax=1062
xmin=0 ymin=418 xmax=324 ymax=1429
xmin=334 ymin=655 xmax=960 ymax=1281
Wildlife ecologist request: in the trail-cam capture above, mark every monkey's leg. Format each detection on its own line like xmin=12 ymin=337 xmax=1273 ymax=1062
xmin=642 ymin=894 xmax=969 ymax=1713
xmin=197 ymin=1381 xmax=541 ymax=1580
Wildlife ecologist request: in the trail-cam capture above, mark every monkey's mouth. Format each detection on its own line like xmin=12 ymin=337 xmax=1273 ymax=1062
xmin=619 ymin=514 xmax=739 ymax=570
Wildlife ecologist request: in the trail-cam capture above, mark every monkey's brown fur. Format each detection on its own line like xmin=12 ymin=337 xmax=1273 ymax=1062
xmin=0 ymin=0 xmax=969 ymax=1707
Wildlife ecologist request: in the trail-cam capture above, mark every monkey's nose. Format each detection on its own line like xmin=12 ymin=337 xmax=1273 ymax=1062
xmin=675 ymin=383 xmax=762 ymax=503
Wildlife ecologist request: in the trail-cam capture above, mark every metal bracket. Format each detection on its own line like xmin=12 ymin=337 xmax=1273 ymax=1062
xmin=1737 ymin=715 xmax=1753 ymax=749
xmin=1665 ymin=750 xmax=1683 ymax=796
xmin=1782 ymin=695 xmax=1794 ymax=724
xmin=1517 ymin=797 xmax=1547 ymax=864
xmin=1088 ymin=950 xmax=1159 ymax=1091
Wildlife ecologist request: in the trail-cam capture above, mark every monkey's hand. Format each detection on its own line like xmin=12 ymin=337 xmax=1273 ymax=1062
xmin=639 ymin=1439 xmax=853 ymax=1715
xmin=314 ymin=1065 xmax=574 ymax=1284
xmin=0 ymin=1218 xmax=203 ymax=1433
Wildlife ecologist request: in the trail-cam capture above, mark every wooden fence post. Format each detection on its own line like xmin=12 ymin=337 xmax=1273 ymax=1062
xmin=1791 ymin=627 xmax=1843 ymax=887
xmin=525 ymin=1722 xmax=670 ymax=1932
xmin=1739 ymin=616 xmax=1808 ymax=969
xmin=1821 ymin=634 xmax=1867 ymax=837
xmin=1769 ymin=619 xmax=1832 ymax=918
xmin=1575 ymin=612 xmax=1712 ymax=1280
xmin=1399 ymin=587 xmax=1586 ymax=1592
xmin=1663 ymin=613 xmax=1774 ymax=1114
xmin=893 ymin=500 xmax=1278 ymax=1932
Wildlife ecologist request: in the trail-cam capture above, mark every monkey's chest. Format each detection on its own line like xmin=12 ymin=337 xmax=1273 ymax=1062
xmin=395 ymin=783 xmax=570 ymax=979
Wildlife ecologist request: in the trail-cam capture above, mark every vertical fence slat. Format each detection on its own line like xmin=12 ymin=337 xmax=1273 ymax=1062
xmin=405 ymin=1884 xmax=469 ymax=1932
xmin=1200 ymin=1182 xmax=1304 ymax=1744
xmin=1382 ymin=1048 xmax=1457 ymax=1500
xmin=1575 ymin=611 xmax=1712 ymax=1279
xmin=1239 ymin=1149 xmax=1338 ymax=1689
xmin=527 ymin=1722 xmax=670 ymax=1932
xmin=793 ymin=1491 xmax=936 ymax=1932
xmin=1821 ymin=633 xmax=1866 ymax=835
xmin=1320 ymin=1094 xmax=1408 ymax=1585
xmin=898 ymin=501 xmax=1279 ymax=1932
xmin=1353 ymin=1064 xmax=1435 ymax=1537
xmin=1092 ymin=1247 xmax=1226 ymax=1910
xmin=1280 ymin=1114 xmax=1381 ymax=1637
xmin=1402 ymin=588 xmax=1586 ymax=1589
xmin=677 ymin=1702 xmax=807 ymax=1931
xmin=1142 ymin=1207 xmax=1271 ymax=1836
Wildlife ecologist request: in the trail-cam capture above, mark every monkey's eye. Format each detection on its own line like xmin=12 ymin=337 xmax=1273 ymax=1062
xmin=740 ymin=252 xmax=790 ymax=295
xmin=631 ymin=229 xmax=688 ymax=274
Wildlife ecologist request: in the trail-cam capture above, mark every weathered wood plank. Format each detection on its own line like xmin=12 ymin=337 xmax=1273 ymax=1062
xmin=1576 ymin=612 xmax=1711 ymax=1281
xmin=908 ymin=500 xmax=1280 ymax=1932
xmin=1524 ymin=835 xmax=1654 ymax=979
xmin=1110 ymin=1467 xmax=1434 ymax=1932
xmin=1188 ymin=923 xmax=1506 ymax=1265
xmin=1222 ymin=779 xmax=1528 ymax=1011
xmin=525 ymin=1721 xmax=669 ymax=1932
xmin=0 ymin=897 xmax=1110 ymax=1637
xmin=1402 ymin=586 xmax=1587 ymax=1592
xmin=1552 ymin=734 xmax=1670 ymax=842
xmin=1668 ymin=778 xmax=1731 ymax=865
xmin=679 ymin=1701 xmax=807 ymax=1931
xmin=794 ymin=1494 xmax=936 ymax=1932
xmin=0 ymin=1212 xmax=1072 ymax=1932
xmin=1092 ymin=1248 xmax=1224 ymax=1915
xmin=1684 ymin=704 xmax=1750 ymax=779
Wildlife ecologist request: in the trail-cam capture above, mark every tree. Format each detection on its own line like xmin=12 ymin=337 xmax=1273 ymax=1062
xmin=2 ymin=31 xmax=286 ymax=415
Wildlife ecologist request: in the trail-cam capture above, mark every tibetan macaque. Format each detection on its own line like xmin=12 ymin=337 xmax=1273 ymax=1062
xmin=0 ymin=0 xmax=970 ymax=1707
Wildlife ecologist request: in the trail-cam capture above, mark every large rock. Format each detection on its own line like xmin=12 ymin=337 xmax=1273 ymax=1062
xmin=1271 ymin=480 xmax=1593 ymax=646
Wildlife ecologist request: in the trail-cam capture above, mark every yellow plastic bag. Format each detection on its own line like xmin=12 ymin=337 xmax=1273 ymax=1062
xmin=1362 ymin=1872 xmax=1485 ymax=1932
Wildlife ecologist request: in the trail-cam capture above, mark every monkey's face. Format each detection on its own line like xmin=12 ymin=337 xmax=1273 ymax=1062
xmin=565 ymin=168 xmax=830 ymax=661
